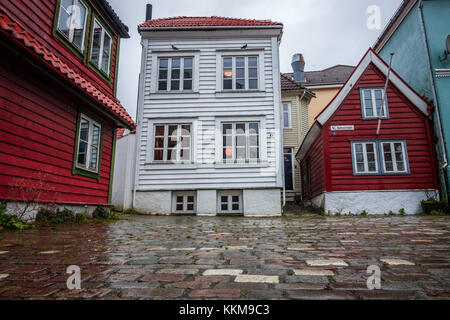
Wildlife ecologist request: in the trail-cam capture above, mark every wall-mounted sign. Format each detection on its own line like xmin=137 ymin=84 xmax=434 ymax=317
xmin=331 ymin=125 xmax=354 ymax=131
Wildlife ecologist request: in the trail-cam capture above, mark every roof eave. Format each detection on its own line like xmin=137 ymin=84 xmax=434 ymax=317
xmin=138 ymin=25 xmax=283 ymax=33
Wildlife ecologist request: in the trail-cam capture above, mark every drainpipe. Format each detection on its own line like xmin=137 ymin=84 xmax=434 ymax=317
xmin=419 ymin=0 xmax=448 ymax=170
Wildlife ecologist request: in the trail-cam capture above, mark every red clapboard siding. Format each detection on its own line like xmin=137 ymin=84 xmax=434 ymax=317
xmin=322 ymin=63 xmax=437 ymax=193
xmin=0 ymin=54 xmax=114 ymax=205
xmin=0 ymin=0 xmax=119 ymax=99
xmin=300 ymin=131 xmax=325 ymax=200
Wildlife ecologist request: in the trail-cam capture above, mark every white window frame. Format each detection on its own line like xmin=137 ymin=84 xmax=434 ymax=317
xmin=157 ymin=57 xmax=194 ymax=92
xmin=215 ymin=50 xmax=264 ymax=93
xmin=283 ymin=102 xmax=292 ymax=129
xmin=76 ymin=113 xmax=102 ymax=173
xmin=172 ymin=191 xmax=196 ymax=214
xmin=90 ymin=18 xmax=113 ymax=76
xmin=152 ymin=123 xmax=192 ymax=163
xmin=380 ymin=140 xmax=409 ymax=174
xmin=215 ymin=116 xmax=267 ymax=166
xmin=56 ymin=0 xmax=88 ymax=51
xmin=221 ymin=122 xmax=260 ymax=163
xmin=150 ymin=51 xmax=200 ymax=94
xmin=221 ymin=56 xmax=259 ymax=91
xmin=351 ymin=141 xmax=379 ymax=175
xmin=361 ymin=87 xmax=388 ymax=119
xmin=217 ymin=191 xmax=243 ymax=214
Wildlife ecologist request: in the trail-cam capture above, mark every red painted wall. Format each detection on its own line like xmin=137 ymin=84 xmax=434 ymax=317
xmin=0 ymin=0 xmax=119 ymax=100
xmin=302 ymin=63 xmax=437 ymax=198
xmin=0 ymin=50 xmax=114 ymax=205
xmin=300 ymin=131 xmax=325 ymax=200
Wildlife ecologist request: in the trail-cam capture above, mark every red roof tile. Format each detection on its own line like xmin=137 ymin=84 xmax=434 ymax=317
xmin=139 ymin=16 xmax=283 ymax=29
xmin=0 ymin=12 xmax=135 ymax=129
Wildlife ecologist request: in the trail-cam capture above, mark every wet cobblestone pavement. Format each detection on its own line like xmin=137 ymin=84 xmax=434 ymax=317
xmin=0 ymin=215 xmax=449 ymax=300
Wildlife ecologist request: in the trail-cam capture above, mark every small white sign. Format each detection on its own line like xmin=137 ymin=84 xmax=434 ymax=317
xmin=331 ymin=125 xmax=354 ymax=131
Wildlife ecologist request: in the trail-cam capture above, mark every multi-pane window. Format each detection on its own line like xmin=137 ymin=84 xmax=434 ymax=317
xmin=222 ymin=56 xmax=258 ymax=90
xmin=158 ymin=57 xmax=193 ymax=91
xmin=352 ymin=142 xmax=378 ymax=174
xmin=361 ymin=88 xmax=387 ymax=118
xmin=351 ymin=140 xmax=409 ymax=175
xmin=222 ymin=122 xmax=259 ymax=163
xmin=174 ymin=194 xmax=195 ymax=213
xmin=76 ymin=114 xmax=101 ymax=172
xmin=90 ymin=19 xmax=112 ymax=75
xmin=153 ymin=124 xmax=191 ymax=162
xmin=381 ymin=141 xmax=408 ymax=173
xmin=283 ymin=103 xmax=291 ymax=128
xmin=218 ymin=192 xmax=242 ymax=214
xmin=57 ymin=0 xmax=88 ymax=51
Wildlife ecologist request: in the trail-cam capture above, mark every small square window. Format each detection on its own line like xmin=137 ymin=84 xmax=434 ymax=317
xmin=361 ymin=88 xmax=388 ymax=119
xmin=173 ymin=193 xmax=196 ymax=214
xmin=218 ymin=192 xmax=242 ymax=214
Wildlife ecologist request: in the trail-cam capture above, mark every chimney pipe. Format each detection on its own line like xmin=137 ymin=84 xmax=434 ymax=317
xmin=146 ymin=4 xmax=153 ymax=21
xmin=291 ymin=53 xmax=306 ymax=82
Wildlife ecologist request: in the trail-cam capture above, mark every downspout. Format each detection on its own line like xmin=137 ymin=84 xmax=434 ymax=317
xmin=132 ymin=39 xmax=148 ymax=209
xmin=419 ymin=0 xmax=448 ymax=170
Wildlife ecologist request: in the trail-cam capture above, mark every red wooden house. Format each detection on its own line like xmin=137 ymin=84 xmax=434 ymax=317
xmin=0 ymin=0 xmax=135 ymax=216
xmin=296 ymin=49 xmax=439 ymax=214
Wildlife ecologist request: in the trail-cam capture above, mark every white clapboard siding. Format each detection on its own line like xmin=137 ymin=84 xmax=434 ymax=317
xmin=137 ymin=34 xmax=282 ymax=191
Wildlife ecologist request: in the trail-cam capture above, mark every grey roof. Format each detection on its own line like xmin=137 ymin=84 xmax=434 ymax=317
xmin=280 ymin=73 xmax=315 ymax=97
xmin=284 ymin=65 xmax=355 ymax=87
xmin=97 ymin=0 xmax=130 ymax=38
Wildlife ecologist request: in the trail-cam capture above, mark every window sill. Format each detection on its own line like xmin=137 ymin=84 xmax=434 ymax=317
xmin=214 ymin=162 xmax=270 ymax=169
xmin=150 ymin=92 xmax=200 ymax=99
xmin=215 ymin=90 xmax=266 ymax=98
xmin=145 ymin=162 xmax=197 ymax=169
xmin=72 ymin=166 xmax=100 ymax=180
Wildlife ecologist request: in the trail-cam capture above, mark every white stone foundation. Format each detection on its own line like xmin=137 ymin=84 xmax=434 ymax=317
xmin=197 ymin=190 xmax=217 ymax=216
xmin=310 ymin=190 xmax=438 ymax=215
xmin=243 ymin=189 xmax=281 ymax=217
xmin=134 ymin=191 xmax=171 ymax=214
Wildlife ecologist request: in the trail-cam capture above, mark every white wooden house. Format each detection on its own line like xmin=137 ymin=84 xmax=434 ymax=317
xmin=132 ymin=12 xmax=284 ymax=216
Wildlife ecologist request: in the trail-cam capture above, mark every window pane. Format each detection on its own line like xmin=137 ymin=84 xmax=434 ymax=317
xmin=368 ymin=162 xmax=376 ymax=172
xmin=223 ymin=79 xmax=232 ymax=89
xmin=221 ymin=196 xmax=228 ymax=203
xmin=168 ymin=138 xmax=177 ymax=148
xmin=223 ymin=69 xmax=232 ymax=79
xmin=187 ymin=203 xmax=194 ymax=211
xmin=171 ymin=80 xmax=180 ymax=90
xmin=92 ymin=125 xmax=100 ymax=147
xmin=91 ymin=22 xmax=101 ymax=66
xmin=355 ymin=144 xmax=363 ymax=153
xmin=159 ymin=59 xmax=168 ymax=68
xmin=167 ymin=148 xmax=177 ymax=160
xmin=57 ymin=0 xmax=72 ymax=39
xmin=183 ymin=80 xmax=192 ymax=90
xmin=249 ymin=123 xmax=259 ymax=134
xmin=364 ymin=90 xmax=372 ymax=100
xmin=236 ymin=79 xmax=245 ymax=89
xmin=223 ymin=124 xmax=232 ymax=135
xmin=172 ymin=58 xmax=180 ymax=68
xmin=357 ymin=163 xmax=364 ymax=172
xmin=236 ymin=135 xmax=246 ymax=147
xmin=180 ymin=148 xmax=190 ymax=160
xmin=249 ymin=79 xmax=258 ymax=89
xmin=232 ymin=196 xmax=239 ymax=202
xmin=184 ymin=69 xmax=192 ymax=79
xmin=181 ymin=125 xmax=191 ymax=135
xmin=223 ymin=148 xmax=232 ymax=159
xmin=236 ymin=57 xmax=245 ymax=67
xmin=249 ymin=135 xmax=258 ymax=146
xmin=187 ymin=196 xmax=194 ymax=203
xmin=80 ymin=119 xmax=89 ymax=141
xmin=101 ymin=32 xmax=111 ymax=74
xmin=284 ymin=112 xmax=290 ymax=127
xmin=77 ymin=141 xmax=87 ymax=165
xmin=249 ymin=68 xmax=258 ymax=78
xmin=236 ymin=68 xmax=245 ymax=78
xmin=171 ymin=69 xmax=180 ymax=79
xmin=184 ymin=58 xmax=193 ymax=68
xmin=236 ymin=123 xmax=245 ymax=134
xmin=248 ymin=57 xmax=257 ymax=67
xmin=72 ymin=2 xmax=86 ymax=49
xmin=168 ymin=125 xmax=178 ymax=136
xmin=223 ymin=136 xmax=232 ymax=147
xmin=154 ymin=138 xmax=164 ymax=148
xmin=232 ymin=203 xmax=239 ymax=210
xmin=236 ymin=147 xmax=246 ymax=159
xmin=159 ymin=70 xmax=168 ymax=79
xmin=223 ymin=58 xmax=232 ymax=68
xmin=181 ymin=137 xmax=190 ymax=147
xmin=158 ymin=81 xmax=167 ymax=91
xmin=154 ymin=149 xmax=163 ymax=160
xmin=155 ymin=125 xmax=165 ymax=136
xmin=249 ymin=147 xmax=259 ymax=159
xmin=89 ymin=146 xmax=98 ymax=170
xmin=176 ymin=204 xmax=183 ymax=211
xmin=221 ymin=204 xmax=228 ymax=211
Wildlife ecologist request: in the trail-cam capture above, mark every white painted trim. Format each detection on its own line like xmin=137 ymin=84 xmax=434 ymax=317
xmin=305 ymin=84 xmax=343 ymax=89
xmin=149 ymin=51 xmax=200 ymax=93
xmin=435 ymin=69 xmax=450 ymax=78
xmin=282 ymin=102 xmax=292 ymax=129
xmin=296 ymin=122 xmax=321 ymax=160
xmin=316 ymin=50 xmax=428 ymax=127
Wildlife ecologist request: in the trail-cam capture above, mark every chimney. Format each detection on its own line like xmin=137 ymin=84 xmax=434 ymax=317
xmin=146 ymin=4 xmax=153 ymax=21
xmin=291 ymin=53 xmax=306 ymax=82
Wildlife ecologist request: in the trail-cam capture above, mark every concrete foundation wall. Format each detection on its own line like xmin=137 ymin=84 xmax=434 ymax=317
xmin=322 ymin=190 xmax=438 ymax=215
xmin=197 ymin=190 xmax=217 ymax=216
xmin=134 ymin=191 xmax=171 ymax=215
xmin=243 ymin=189 xmax=281 ymax=217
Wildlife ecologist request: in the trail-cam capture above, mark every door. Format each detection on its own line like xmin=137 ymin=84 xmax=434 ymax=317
xmin=284 ymin=148 xmax=294 ymax=190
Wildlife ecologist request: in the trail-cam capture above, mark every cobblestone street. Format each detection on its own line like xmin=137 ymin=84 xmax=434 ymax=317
xmin=0 ymin=215 xmax=449 ymax=300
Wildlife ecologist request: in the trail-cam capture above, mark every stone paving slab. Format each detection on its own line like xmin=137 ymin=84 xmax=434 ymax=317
xmin=0 ymin=215 xmax=449 ymax=300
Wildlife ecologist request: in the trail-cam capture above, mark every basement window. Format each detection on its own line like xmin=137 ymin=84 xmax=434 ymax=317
xmin=217 ymin=191 xmax=242 ymax=215
xmin=172 ymin=192 xmax=196 ymax=214
xmin=360 ymin=87 xmax=388 ymax=119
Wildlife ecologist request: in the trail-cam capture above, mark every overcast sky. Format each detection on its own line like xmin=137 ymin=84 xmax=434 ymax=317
xmin=109 ymin=0 xmax=402 ymax=119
